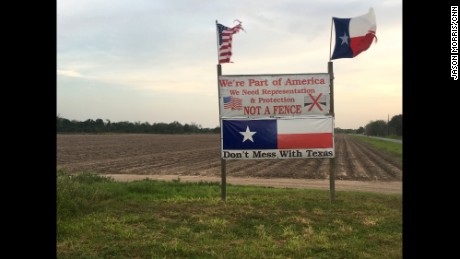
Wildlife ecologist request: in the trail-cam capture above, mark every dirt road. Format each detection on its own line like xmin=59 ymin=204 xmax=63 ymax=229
xmin=57 ymin=134 xmax=402 ymax=194
xmin=103 ymin=174 xmax=402 ymax=194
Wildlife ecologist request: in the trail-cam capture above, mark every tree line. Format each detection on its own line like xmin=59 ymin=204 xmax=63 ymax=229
xmin=57 ymin=114 xmax=402 ymax=137
xmin=335 ymin=114 xmax=402 ymax=137
xmin=56 ymin=116 xmax=220 ymax=134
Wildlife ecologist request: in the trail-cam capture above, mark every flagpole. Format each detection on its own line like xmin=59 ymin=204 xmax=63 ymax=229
xmin=217 ymin=63 xmax=227 ymax=202
xmin=328 ymin=61 xmax=336 ymax=202
xmin=328 ymin=19 xmax=336 ymax=202
xmin=329 ymin=17 xmax=333 ymax=61
xmin=216 ymin=20 xmax=227 ymax=201
xmin=216 ymin=20 xmax=221 ymax=64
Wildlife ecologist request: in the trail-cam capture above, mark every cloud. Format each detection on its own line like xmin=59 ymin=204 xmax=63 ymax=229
xmin=57 ymin=0 xmax=402 ymax=129
xmin=57 ymin=69 xmax=84 ymax=78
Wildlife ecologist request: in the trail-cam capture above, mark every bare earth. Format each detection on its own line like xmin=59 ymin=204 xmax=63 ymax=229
xmin=57 ymin=134 xmax=402 ymax=194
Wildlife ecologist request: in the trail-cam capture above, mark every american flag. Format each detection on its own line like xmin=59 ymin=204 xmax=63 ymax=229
xmin=217 ymin=21 xmax=244 ymax=63
xmin=223 ymin=96 xmax=242 ymax=110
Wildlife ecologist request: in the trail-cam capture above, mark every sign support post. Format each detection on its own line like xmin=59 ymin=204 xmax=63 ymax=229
xmin=328 ymin=61 xmax=336 ymax=202
xmin=216 ymin=20 xmax=227 ymax=202
xmin=217 ymin=64 xmax=227 ymax=202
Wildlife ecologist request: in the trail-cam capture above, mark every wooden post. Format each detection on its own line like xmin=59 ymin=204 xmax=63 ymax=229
xmin=328 ymin=61 xmax=336 ymax=202
xmin=221 ymin=158 xmax=227 ymax=201
xmin=217 ymin=64 xmax=227 ymax=201
xmin=216 ymin=20 xmax=227 ymax=201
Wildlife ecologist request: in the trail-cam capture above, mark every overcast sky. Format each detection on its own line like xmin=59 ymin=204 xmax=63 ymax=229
xmin=57 ymin=0 xmax=401 ymax=129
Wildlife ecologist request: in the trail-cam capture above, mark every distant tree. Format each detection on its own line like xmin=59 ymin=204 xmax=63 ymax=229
xmin=105 ymin=119 xmax=111 ymax=132
xmin=388 ymin=114 xmax=402 ymax=136
xmin=167 ymin=121 xmax=183 ymax=134
xmin=335 ymin=128 xmax=356 ymax=134
xmin=95 ymin=119 xmax=105 ymax=133
xmin=139 ymin=122 xmax=151 ymax=133
xmin=112 ymin=121 xmax=132 ymax=132
xmin=346 ymin=129 xmax=356 ymax=134
xmin=365 ymin=120 xmax=387 ymax=136
xmin=356 ymin=127 xmax=365 ymax=134
xmin=57 ymin=116 xmax=74 ymax=132
xmin=153 ymin=122 xmax=169 ymax=133
xmin=212 ymin=126 xmax=220 ymax=134
xmin=82 ymin=119 xmax=95 ymax=132
xmin=183 ymin=123 xmax=191 ymax=133
xmin=191 ymin=122 xmax=202 ymax=133
xmin=56 ymin=117 xmax=219 ymax=134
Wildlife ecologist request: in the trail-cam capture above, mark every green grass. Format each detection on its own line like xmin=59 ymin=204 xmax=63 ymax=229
xmin=57 ymin=170 xmax=402 ymax=258
xmin=351 ymin=135 xmax=402 ymax=162
xmin=386 ymin=135 xmax=402 ymax=140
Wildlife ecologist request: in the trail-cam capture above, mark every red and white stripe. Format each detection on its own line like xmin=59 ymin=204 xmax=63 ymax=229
xmin=219 ymin=23 xmax=243 ymax=63
xmin=277 ymin=117 xmax=334 ymax=149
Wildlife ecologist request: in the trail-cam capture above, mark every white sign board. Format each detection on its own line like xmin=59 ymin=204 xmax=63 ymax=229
xmin=219 ymin=73 xmax=330 ymax=118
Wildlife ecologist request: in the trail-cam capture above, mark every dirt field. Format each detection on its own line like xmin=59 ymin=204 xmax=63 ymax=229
xmin=57 ymin=134 xmax=402 ymax=193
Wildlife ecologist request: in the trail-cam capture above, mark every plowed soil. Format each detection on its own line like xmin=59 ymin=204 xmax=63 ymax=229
xmin=57 ymin=134 xmax=402 ymax=193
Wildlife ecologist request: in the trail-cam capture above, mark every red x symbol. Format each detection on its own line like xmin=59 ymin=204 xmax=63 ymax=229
xmin=308 ymin=93 xmax=323 ymax=111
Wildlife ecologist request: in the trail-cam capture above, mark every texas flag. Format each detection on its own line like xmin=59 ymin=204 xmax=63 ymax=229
xmin=222 ymin=117 xmax=334 ymax=150
xmin=331 ymin=8 xmax=377 ymax=60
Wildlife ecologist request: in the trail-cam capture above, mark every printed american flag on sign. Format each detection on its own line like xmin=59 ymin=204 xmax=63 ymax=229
xmin=223 ymin=96 xmax=242 ymax=110
xmin=217 ymin=21 xmax=244 ymax=63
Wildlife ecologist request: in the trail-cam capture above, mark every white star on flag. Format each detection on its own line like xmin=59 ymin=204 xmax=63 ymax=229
xmin=239 ymin=126 xmax=256 ymax=143
xmin=339 ymin=32 xmax=349 ymax=45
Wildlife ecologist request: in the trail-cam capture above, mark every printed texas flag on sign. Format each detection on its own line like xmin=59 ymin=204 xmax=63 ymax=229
xmin=331 ymin=8 xmax=377 ymax=60
xmin=222 ymin=117 xmax=334 ymax=150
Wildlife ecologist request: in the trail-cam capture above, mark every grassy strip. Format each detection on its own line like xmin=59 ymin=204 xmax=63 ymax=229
xmin=386 ymin=135 xmax=402 ymax=140
xmin=351 ymin=135 xmax=402 ymax=162
xmin=57 ymin=170 xmax=402 ymax=258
